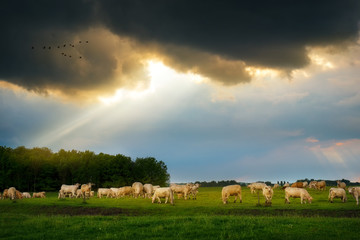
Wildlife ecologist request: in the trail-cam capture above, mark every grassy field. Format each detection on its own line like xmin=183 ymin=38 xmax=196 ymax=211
xmin=0 ymin=187 xmax=359 ymax=239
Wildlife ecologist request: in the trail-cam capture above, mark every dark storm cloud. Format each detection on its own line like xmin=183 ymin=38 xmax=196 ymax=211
xmin=1 ymin=0 xmax=359 ymax=96
xmin=100 ymin=0 xmax=360 ymax=68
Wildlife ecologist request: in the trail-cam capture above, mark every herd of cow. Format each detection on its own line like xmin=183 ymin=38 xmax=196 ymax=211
xmin=222 ymin=180 xmax=360 ymax=206
xmin=1 ymin=180 xmax=359 ymax=206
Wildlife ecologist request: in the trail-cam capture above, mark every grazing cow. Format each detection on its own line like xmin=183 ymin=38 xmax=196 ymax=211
xmin=247 ymin=182 xmax=267 ymax=194
xmin=22 ymin=192 xmax=31 ymax=198
xmin=171 ymin=183 xmax=192 ymax=200
xmin=2 ymin=189 xmax=9 ymax=199
xmin=189 ymin=183 xmax=200 ymax=200
xmin=152 ymin=185 xmax=160 ymax=193
xmin=32 ymin=192 xmax=46 ymax=198
xmin=302 ymin=182 xmax=308 ymax=188
xmin=110 ymin=188 xmax=122 ymax=198
xmin=143 ymin=184 xmax=154 ymax=198
xmin=308 ymin=181 xmax=317 ymax=189
xmin=75 ymin=189 xmax=83 ymax=198
xmin=285 ymin=187 xmax=313 ymax=204
xmin=132 ymin=182 xmax=144 ymax=198
xmin=119 ymin=186 xmax=133 ymax=197
xmin=97 ymin=188 xmax=112 ymax=198
xmin=8 ymin=187 xmax=16 ymax=200
xmin=60 ymin=183 xmax=81 ymax=198
xmin=283 ymin=183 xmax=290 ymax=187
xmin=152 ymin=187 xmax=174 ymax=205
xmin=291 ymin=182 xmax=304 ymax=188
xmin=328 ymin=188 xmax=347 ymax=203
xmin=336 ymin=181 xmax=346 ymax=189
xmin=315 ymin=181 xmax=326 ymax=191
xmin=273 ymin=184 xmax=280 ymax=189
xmin=58 ymin=189 xmax=65 ymax=199
xmin=222 ymin=185 xmax=242 ymax=204
xmin=81 ymin=183 xmax=94 ymax=199
xmin=262 ymin=186 xmax=274 ymax=205
xmin=348 ymin=187 xmax=360 ymax=205
xmin=15 ymin=190 xmax=23 ymax=199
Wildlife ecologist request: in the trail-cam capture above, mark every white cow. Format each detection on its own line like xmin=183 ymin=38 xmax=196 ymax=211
xmin=336 ymin=181 xmax=346 ymax=189
xmin=97 ymin=188 xmax=112 ymax=198
xmin=171 ymin=183 xmax=192 ymax=200
xmin=32 ymin=192 xmax=46 ymax=198
xmin=328 ymin=188 xmax=347 ymax=203
xmin=189 ymin=183 xmax=200 ymax=200
xmin=81 ymin=183 xmax=94 ymax=199
xmin=119 ymin=186 xmax=133 ymax=197
xmin=152 ymin=187 xmax=174 ymax=205
xmin=60 ymin=183 xmax=80 ymax=198
xmin=247 ymin=182 xmax=267 ymax=194
xmin=8 ymin=187 xmax=16 ymax=200
xmin=75 ymin=189 xmax=83 ymax=198
xmin=22 ymin=192 xmax=31 ymax=198
xmin=58 ymin=189 xmax=65 ymax=199
xmin=284 ymin=187 xmax=313 ymax=204
xmin=132 ymin=182 xmax=144 ymax=198
xmin=302 ymin=182 xmax=308 ymax=188
xmin=221 ymin=185 xmax=242 ymax=204
xmin=348 ymin=187 xmax=360 ymax=205
xmin=152 ymin=185 xmax=160 ymax=193
xmin=262 ymin=186 xmax=274 ymax=204
xmin=110 ymin=188 xmax=122 ymax=198
xmin=143 ymin=184 xmax=154 ymax=198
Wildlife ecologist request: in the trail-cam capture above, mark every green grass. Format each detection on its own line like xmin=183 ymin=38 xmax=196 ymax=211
xmin=0 ymin=187 xmax=359 ymax=239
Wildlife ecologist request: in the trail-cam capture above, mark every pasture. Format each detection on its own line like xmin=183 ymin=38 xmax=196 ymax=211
xmin=0 ymin=187 xmax=359 ymax=239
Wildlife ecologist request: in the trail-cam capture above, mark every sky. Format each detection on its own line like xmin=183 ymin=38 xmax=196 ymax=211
xmin=1 ymin=0 xmax=360 ymax=183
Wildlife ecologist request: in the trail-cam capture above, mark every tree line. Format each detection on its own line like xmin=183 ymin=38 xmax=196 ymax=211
xmin=0 ymin=146 xmax=170 ymax=192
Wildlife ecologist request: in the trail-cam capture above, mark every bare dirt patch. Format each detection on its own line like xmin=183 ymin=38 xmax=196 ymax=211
xmin=41 ymin=206 xmax=149 ymax=216
xmin=216 ymin=209 xmax=360 ymax=218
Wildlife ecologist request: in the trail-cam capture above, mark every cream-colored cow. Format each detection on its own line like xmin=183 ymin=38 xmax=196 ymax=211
xmin=221 ymin=185 xmax=242 ymax=204
xmin=328 ymin=188 xmax=347 ymax=203
xmin=152 ymin=187 xmax=174 ymax=205
xmin=348 ymin=187 xmax=360 ymax=205
xmin=284 ymin=187 xmax=312 ymax=204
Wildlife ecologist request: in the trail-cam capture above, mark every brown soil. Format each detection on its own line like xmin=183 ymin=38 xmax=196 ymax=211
xmin=41 ymin=206 xmax=147 ymax=216
xmin=216 ymin=209 xmax=360 ymax=218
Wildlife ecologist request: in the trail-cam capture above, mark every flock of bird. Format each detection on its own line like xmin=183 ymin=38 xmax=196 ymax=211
xmin=31 ymin=40 xmax=89 ymax=59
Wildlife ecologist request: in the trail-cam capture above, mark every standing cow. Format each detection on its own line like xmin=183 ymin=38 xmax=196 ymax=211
xmin=152 ymin=187 xmax=174 ymax=205
xmin=143 ymin=184 xmax=154 ymax=198
xmin=222 ymin=185 xmax=242 ymax=204
xmin=132 ymin=182 xmax=144 ymax=198
xmin=284 ymin=187 xmax=313 ymax=204
xmin=348 ymin=187 xmax=360 ymax=205
xmin=7 ymin=187 xmax=16 ymax=200
xmin=336 ymin=181 xmax=346 ymax=189
xmin=328 ymin=188 xmax=347 ymax=203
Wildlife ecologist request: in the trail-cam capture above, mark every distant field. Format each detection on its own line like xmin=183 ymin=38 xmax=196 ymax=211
xmin=0 ymin=187 xmax=359 ymax=239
